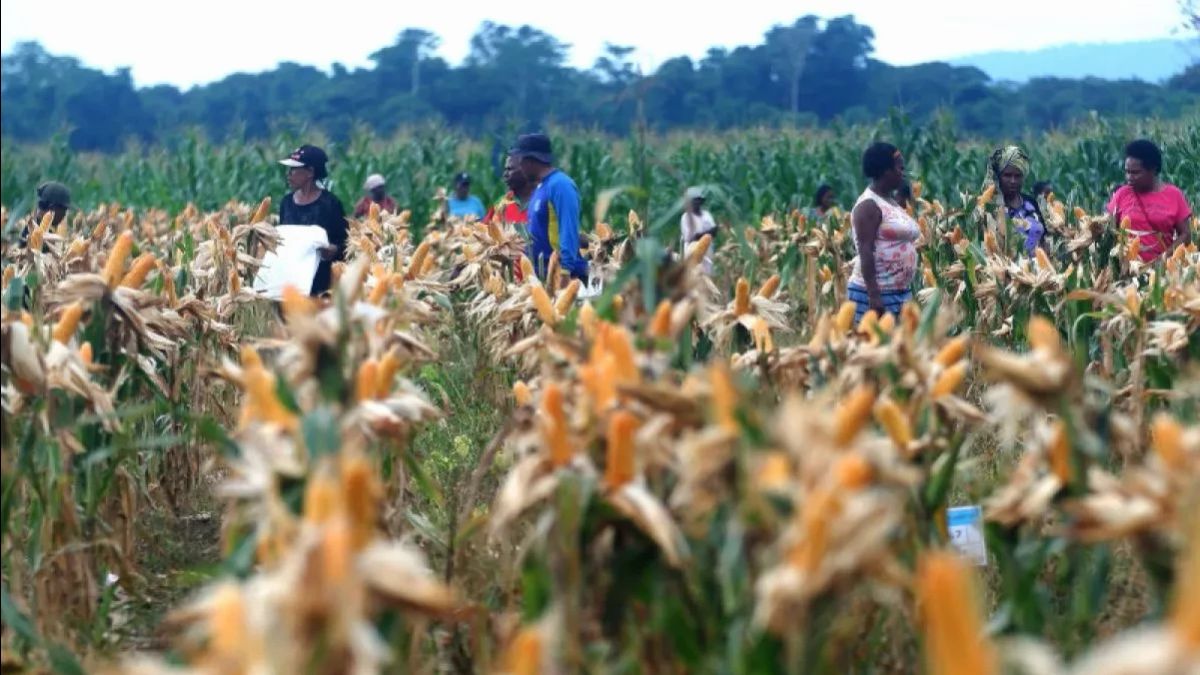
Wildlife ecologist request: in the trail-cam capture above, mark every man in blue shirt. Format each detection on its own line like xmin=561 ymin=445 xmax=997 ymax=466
xmin=511 ymin=134 xmax=588 ymax=280
xmin=447 ymin=172 xmax=486 ymax=220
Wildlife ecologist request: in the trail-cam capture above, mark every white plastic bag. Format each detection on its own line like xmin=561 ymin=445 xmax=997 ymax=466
xmin=253 ymin=225 xmax=329 ymax=299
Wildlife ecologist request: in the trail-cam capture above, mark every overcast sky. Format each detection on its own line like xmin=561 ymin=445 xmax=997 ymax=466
xmin=1 ymin=0 xmax=1190 ymax=88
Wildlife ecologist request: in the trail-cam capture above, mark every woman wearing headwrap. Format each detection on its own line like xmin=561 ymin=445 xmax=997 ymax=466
xmin=982 ymin=146 xmax=1048 ymax=255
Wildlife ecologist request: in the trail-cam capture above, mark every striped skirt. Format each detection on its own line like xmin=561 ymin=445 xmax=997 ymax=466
xmin=847 ymin=283 xmax=912 ymax=324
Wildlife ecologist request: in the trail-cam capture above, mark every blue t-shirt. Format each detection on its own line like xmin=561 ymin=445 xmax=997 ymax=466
xmin=448 ymin=195 xmax=486 ymax=219
xmin=527 ymin=169 xmax=588 ymax=280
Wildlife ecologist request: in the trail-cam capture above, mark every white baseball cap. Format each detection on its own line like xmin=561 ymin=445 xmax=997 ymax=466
xmin=364 ymin=174 xmax=386 ymax=190
xmin=686 ymin=186 xmax=706 ymax=201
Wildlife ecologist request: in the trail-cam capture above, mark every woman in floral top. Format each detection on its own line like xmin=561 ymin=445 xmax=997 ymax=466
xmin=981 ymin=145 xmax=1048 ymax=255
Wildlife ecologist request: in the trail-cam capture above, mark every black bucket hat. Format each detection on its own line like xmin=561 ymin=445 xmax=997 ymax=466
xmin=509 ymin=133 xmax=555 ymax=165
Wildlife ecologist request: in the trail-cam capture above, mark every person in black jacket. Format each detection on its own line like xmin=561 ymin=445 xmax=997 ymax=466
xmin=278 ymin=144 xmax=347 ymax=296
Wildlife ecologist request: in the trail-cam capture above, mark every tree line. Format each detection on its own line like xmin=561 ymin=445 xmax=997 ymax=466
xmin=2 ymin=15 xmax=1198 ymax=152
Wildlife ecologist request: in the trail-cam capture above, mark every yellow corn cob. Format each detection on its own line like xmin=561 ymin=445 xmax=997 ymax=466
xmin=1034 ymin=247 xmax=1054 ymax=272
xmin=752 ymin=317 xmax=774 ymax=353
xmin=376 ymin=349 xmax=401 ymax=396
xmin=541 ymin=383 xmax=573 ymax=467
xmin=934 ymin=336 xmax=969 ymax=368
xmin=1048 ymin=420 xmax=1070 ymax=484
xmin=513 ymin=381 xmax=533 ymax=407
xmin=340 ymin=452 xmax=379 ymax=550
xmin=612 ymin=294 xmax=625 ymax=313
xmin=649 ymin=300 xmax=672 ymax=339
xmin=915 ymin=552 xmax=999 ymax=675
xmin=833 ymin=454 xmax=873 ymax=489
xmin=250 ymin=196 xmax=272 ymax=224
xmin=52 ymin=301 xmax=84 ymax=344
xmin=757 ymin=274 xmax=781 ymax=298
xmin=1151 ymin=413 xmax=1185 ymax=471
xmin=487 ymin=219 xmax=504 ymax=244
xmin=208 ymin=584 xmax=249 ymax=660
xmin=832 ymin=384 xmax=876 ymax=447
xmin=120 ymin=253 xmax=157 ymax=289
xmin=356 ymin=360 xmax=380 ymax=401
xmin=923 ymin=264 xmax=937 ymax=287
xmin=709 ymin=363 xmax=738 ymax=433
xmin=520 ymin=255 xmax=535 ymax=280
xmin=808 ymin=314 xmax=831 ymax=350
xmin=368 ymin=273 xmax=391 ymax=305
xmin=1124 ymin=286 xmax=1140 ymax=316
xmin=874 ymin=397 xmax=913 ymax=449
xmin=607 ymin=326 xmax=639 ymax=384
xmin=320 ymin=518 xmax=354 ymax=585
xmin=858 ymin=310 xmax=879 ymax=334
xmin=604 ymin=410 xmax=639 ymax=490
xmin=579 ymin=302 xmax=598 ymax=340
xmin=912 ymin=181 xmax=923 ymax=200
xmin=734 ymin=278 xmax=751 ymax=316
xmin=835 ymin=301 xmax=856 ymax=334
xmin=530 ymin=283 xmax=557 ymax=326
xmin=502 ymin=626 xmax=544 ymax=675
xmin=976 ymin=185 xmax=995 ymax=208
xmin=901 ymin=302 xmax=920 ymax=334
xmin=1127 ymin=237 xmax=1141 ymax=262
xmin=29 ymin=224 xmax=46 ymax=250
xmin=554 ymin=279 xmax=581 ymax=316
xmin=983 ymin=229 xmax=998 ymax=254
xmin=1027 ymin=316 xmax=1060 ymax=355
xmin=878 ymin=312 xmax=896 ymax=334
xmin=2 ymin=266 xmax=14 ymax=288
xmin=102 ymin=231 xmax=135 ymax=288
xmin=79 ymin=342 xmax=94 ymax=365
xmin=932 ymin=361 xmax=967 ymax=398
xmin=687 ymin=234 xmax=713 ymax=265
xmin=91 ymin=220 xmax=107 ymax=242
xmin=787 ymin=488 xmax=834 ymax=572
xmin=595 ymin=221 xmax=613 ymax=240
xmin=66 ymin=238 xmax=89 ymax=260
xmin=1072 ymin=206 xmax=1086 ymax=221
xmin=304 ymin=471 xmax=341 ymax=525
xmin=406 ymin=240 xmax=432 ymax=279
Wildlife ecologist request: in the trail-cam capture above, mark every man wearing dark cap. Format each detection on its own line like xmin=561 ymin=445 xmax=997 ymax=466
xmin=20 ymin=181 xmax=71 ymax=246
xmin=511 ymin=133 xmax=588 ymax=280
xmin=447 ymin=172 xmax=486 ymax=220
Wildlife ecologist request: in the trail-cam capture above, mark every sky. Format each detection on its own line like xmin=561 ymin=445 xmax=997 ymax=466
xmin=0 ymin=0 xmax=1190 ymax=89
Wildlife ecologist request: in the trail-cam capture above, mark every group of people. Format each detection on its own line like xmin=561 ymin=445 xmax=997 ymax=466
xmin=842 ymin=138 xmax=1192 ymax=321
xmin=272 ymin=133 xmax=589 ymax=294
xmin=22 ymin=135 xmax=1192 ymax=314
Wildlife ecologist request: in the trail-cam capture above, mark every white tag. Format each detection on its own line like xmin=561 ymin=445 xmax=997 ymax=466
xmin=947 ymin=505 xmax=987 ymax=567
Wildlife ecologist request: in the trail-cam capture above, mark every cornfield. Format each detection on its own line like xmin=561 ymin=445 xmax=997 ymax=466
xmin=1 ymin=120 xmax=1199 ymax=675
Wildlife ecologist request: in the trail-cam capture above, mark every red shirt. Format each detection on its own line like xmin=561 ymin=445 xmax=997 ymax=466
xmin=353 ymin=195 xmax=398 ymax=218
xmin=1107 ymin=184 xmax=1192 ymax=261
xmin=485 ymin=191 xmax=528 ymax=225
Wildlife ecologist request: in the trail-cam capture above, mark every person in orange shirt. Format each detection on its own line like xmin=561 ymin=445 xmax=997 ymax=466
xmin=353 ymin=174 xmax=397 ymax=218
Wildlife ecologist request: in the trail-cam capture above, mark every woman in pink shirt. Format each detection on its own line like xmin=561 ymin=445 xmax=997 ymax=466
xmin=1106 ymin=139 xmax=1193 ymax=262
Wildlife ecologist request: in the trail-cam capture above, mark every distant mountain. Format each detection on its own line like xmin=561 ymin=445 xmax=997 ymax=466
xmin=951 ymin=39 xmax=1197 ymax=83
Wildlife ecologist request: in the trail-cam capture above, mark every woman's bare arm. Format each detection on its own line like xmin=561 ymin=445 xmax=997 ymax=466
xmin=852 ymin=200 xmax=885 ymax=312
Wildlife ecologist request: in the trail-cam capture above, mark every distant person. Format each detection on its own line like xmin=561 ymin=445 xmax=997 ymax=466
xmin=20 ymin=181 xmax=71 ymax=246
xmin=278 ymin=144 xmax=346 ymax=296
xmin=1032 ymin=181 xmax=1054 ymax=200
xmin=353 ymin=174 xmax=397 ymax=218
xmin=847 ymin=142 xmax=920 ymax=323
xmin=485 ymin=154 xmax=533 ymax=235
xmin=511 ymin=133 xmax=588 ymax=280
xmin=1107 ymin=139 xmax=1192 ymax=262
xmin=680 ymin=186 xmax=717 ymax=274
xmin=982 ymin=145 xmax=1048 ymax=255
xmin=447 ymin=172 xmax=486 ymax=220
xmin=809 ymin=184 xmax=838 ymax=219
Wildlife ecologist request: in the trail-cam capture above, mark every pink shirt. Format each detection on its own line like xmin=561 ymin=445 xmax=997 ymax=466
xmin=1106 ymin=184 xmax=1192 ymax=261
xmin=849 ymin=188 xmax=920 ymax=291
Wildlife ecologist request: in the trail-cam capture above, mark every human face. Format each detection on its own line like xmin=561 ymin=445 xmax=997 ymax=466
xmin=455 ymin=182 xmax=471 ymax=200
xmin=691 ymin=197 xmax=705 ymax=213
xmin=287 ymin=165 xmax=313 ymax=191
xmin=518 ymin=156 xmax=541 ymax=183
xmin=1124 ymin=157 xmax=1156 ymax=193
xmin=820 ymin=190 xmax=836 ymax=210
xmin=999 ymin=165 xmax=1024 ymax=199
xmin=503 ymin=156 xmax=527 ymax=192
xmin=369 ymin=186 xmax=387 ymax=201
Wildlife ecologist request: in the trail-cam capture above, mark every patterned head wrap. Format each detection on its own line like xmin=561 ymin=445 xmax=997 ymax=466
xmin=982 ymin=146 xmax=1031 ymax=202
